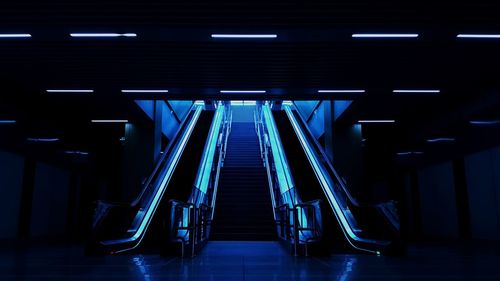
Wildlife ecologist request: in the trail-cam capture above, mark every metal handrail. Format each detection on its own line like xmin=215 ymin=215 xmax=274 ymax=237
xmin=131 ymin=103 xmax=198 ymax=207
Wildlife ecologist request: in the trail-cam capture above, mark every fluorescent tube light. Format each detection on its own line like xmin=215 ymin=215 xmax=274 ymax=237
xmin=211 ymin=34 xmax=277 ymax=39
xmin=426 ymin=138 xmax=455 ymax=143
xmin=352 ymin=34 xmax=419 ymax=38
xmin=220 ymin=90 xmax=267 ymax=94
xmin=0 ymin=34 xmax=31 ymax=38
xmin=46 ymin=89 xmax=94 ymax=93
xmin=457 ymin=34 xmax=500 ymax=39
xmin=121 ymin=90 xmax=169 ymax=93
xmin=70 ymin=33 xmax=137 ymax=38
xmin=318 ymin=90 xmax=366 ymax=93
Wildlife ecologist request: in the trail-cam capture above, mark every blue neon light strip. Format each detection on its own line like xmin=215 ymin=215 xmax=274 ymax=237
xmin=262 ymin=104 xmax=295 ymax=194
xmin=284 ymin=106 xmax=386 ymax=253
xmin=211 ymin=34 xmax=277 ymax=39
xmin=194 ymin=104 xmax=224 ymax=193
xmin=0 ymin=34 xmax=31 ymax=38
xmin=352 ymin=33 xmax=419 ymax=38
xmin=102 ymin=106 xmax=203 ymax=252
xmin=0 ymin=120 xmax=16 ymax=124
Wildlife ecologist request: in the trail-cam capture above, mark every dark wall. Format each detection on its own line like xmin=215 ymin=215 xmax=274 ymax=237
xmin=0 ymin=150 xmax=24 ymax=239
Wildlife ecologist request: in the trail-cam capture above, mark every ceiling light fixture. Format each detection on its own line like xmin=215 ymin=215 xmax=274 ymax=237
xmin=70 ymin=33 xmax=137 ymax=38
xmin=457 ymin=34 xmax=500 ymax=39
xmin=426 ymin=138 xmax=455 ymax=143
xmin=211 ymin=34 xmax=277 ymax=39
xmin=352 ymin=34 xmax=419 ymax=38
xmin=27 ymin=137 xmax=59 ymax=142
xmin=469 ymin=120 xmax=500 ymax=125
xmin=397 ymin=151 xmax=424 ymax=156
xmin=121 ymin=90 xmax=169 ymax=93
xmin=46 ymin=89 xmax=94 ymax=93
xmin=220 ymin=90 xmax=267 ymax=94
xmin=0 ymin=120 xmax=16 ymax=124
xmin=0 ymin=34 xmax=32 ymax=38
xmin=393 ymin=90 xmax=441 ymax=94
xmin=318 ymin=90 xmax=366 ymax=93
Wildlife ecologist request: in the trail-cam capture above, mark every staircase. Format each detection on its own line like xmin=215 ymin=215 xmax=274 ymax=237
xmin=211 ymin=122 xmax=276 ymax=241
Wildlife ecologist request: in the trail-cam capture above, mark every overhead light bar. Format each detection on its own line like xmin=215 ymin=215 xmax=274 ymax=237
xmin=220 ymin=90 xmax=267 ymax=94
xmin=457 ymin=34 xmax=500 ymax=39
xmin=358 ymin=120 xmax=396 ymax=123
xmin=64 ymin=150 xmax=89 ymax=155
xmin=0 ymin=34 xmax=31 ymax=38
xmin=27 ymin=137 xmax=59 ymax=142
xmin=352 ymin=33 xmax=419 ymax=38
xmin=70 ymin=33 xmax=137 ymax=38
xmin=91 ymin=120 xmax=129 ymax=123
xmin=469 ymin=120 xmax=500 ymax=125
xmin=121 ymin=90 xmax=169 ymax=93
xmin=393 ymin=90 xmax=441 ymax=94
xmin=426 ymin=138 xmax=455 ymax=143
xmin=46 ymin=89 xmax=94 ymax=93
xmin=211 ymin=34 xmax=277 ymax=39
xmin=397 ymin=151 xmax=424 ymax=156
xmin=0 ymin=120 xmax=16 ymax=124
xmin=318 ymin=90 xmax=366 ymax=93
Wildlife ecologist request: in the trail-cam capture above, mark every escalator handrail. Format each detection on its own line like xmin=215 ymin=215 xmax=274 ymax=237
xmin=288 ymin=104 xmax=380 ymax=208
xmin=283 ymin=105 xmax=390 ymax=254
xmin=131 ymin=103 xmax=197 ymax=207
xmin=100 ymin=106 xmax=203 ymax=252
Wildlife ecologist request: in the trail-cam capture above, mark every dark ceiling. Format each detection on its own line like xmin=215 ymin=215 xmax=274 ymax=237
xmin=0 ymin=0 xmax=499 ymax=166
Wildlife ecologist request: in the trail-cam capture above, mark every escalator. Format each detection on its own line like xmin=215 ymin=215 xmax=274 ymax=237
xmin=266 ymin=103 xmax=400 ymax=255
xmin=89 ymin=105 xmax=216 ymax=254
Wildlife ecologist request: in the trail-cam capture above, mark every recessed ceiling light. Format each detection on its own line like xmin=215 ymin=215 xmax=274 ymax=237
xmin=64 ymin=150 xmax=89 ymax=155
xmin=211 ymin=34 xmax=277 ymax=39
xmin=457 ymin=34 xmax=500 ymax=39
xmin=46 ymin=89 xmax=94 ymax=93
xmin=121 ymin=90 xmax=169 ymax=93
xmin=220 ymin=90 xmax=267 ymax=94
xmin=70 ymin=33 xmax=137 ymax=38
xmin=358 ymin=120 xmax=396 ymax=123
xmin=0 ymin=34 xmax=31 ymax=38
xmin=318 ymin=90 xmax=366 ymax=93
xmin=0 ymin=120 xmax=16 ymax=124
xmin=352 ymin=34 xmax=419 ymax=38
xmin=426 ymin=138 xmax=455 ymax=143
xmin=393 ymin=89 xmax=440 ymax=94
xmin=397 ymin=151 xmax=424 ymax=156
xmin=27 ymin=137 xmax=59 ymax=142
xmin=91 ymin=120 xmax=129 ymax=123
xmin=469 ymin=120 xmax=500 ymax=125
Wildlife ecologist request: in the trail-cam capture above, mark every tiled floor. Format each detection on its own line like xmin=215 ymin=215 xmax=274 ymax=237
xmin=1 ymin=241 xmax=500 ymax=280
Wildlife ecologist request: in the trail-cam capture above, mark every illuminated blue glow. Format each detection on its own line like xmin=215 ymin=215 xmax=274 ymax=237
xmin=195 ymin=105 xmax=224 ymax=193
xmin=282 ymin=100 xmax=293 ymax=106
xmin=194 ymin=100 xmax=205 ymax=106
xmin=0 ymin=34 xmax=31 ymax=38
xmin=397 ymin=151 xmax=423 ymax=156
xmin=284 ymin=106 xmax=385 ymax=254
xmin=220 ymin=90 xmax=267 ymax=94
xmin=353 ymin=33 xmax=419 ymax=38
xmin=358 ymin=120 xmax=396 ymax=123
xmin=0 ymin=120 xmax=16 ymax=124
xmin=91 ymin=119 xmax=128 ymax=123
xmin=231 ymin=100 xmax=257 ymax=106
xmin=211 ymin=34 xmax=277 ymax=39
xmin=102 ymin=106 xmax=203 ymax=253
xmin=27 ymin=137 xmax=59 ymax=142
xmin=427 ymin=138 xmax=455 ymax=143
xmin=393 ymin=90 xmax=440 ymax=94
xmin=470 ymin=120 xmax=500 ymax=125
xmin=457 ymin=34 xmax=500 ymax=39
xmin=262 ymin=104 xmax=295 ymax=194
xmin=122 ymin=90 xmax=169 ymax=93
xmin=70 ymin=33 xmax=137 ymax=38
xmin=318 ymin=90 xmax=365 ymax=93
xmin=65 ymin=150 xmax=89 ymax=155
xmin=46 ymin=89 xmax=94 ymax=93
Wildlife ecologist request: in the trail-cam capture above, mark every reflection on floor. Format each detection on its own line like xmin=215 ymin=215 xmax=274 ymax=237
xmin=2 ymin=241 xmax=500 ymax=280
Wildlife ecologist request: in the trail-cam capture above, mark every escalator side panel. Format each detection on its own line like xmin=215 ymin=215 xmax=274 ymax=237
xmin=272 ymin=111 xmax=349 ymax=252
xmin=142 ymin=110 xmax=216 ymax=250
